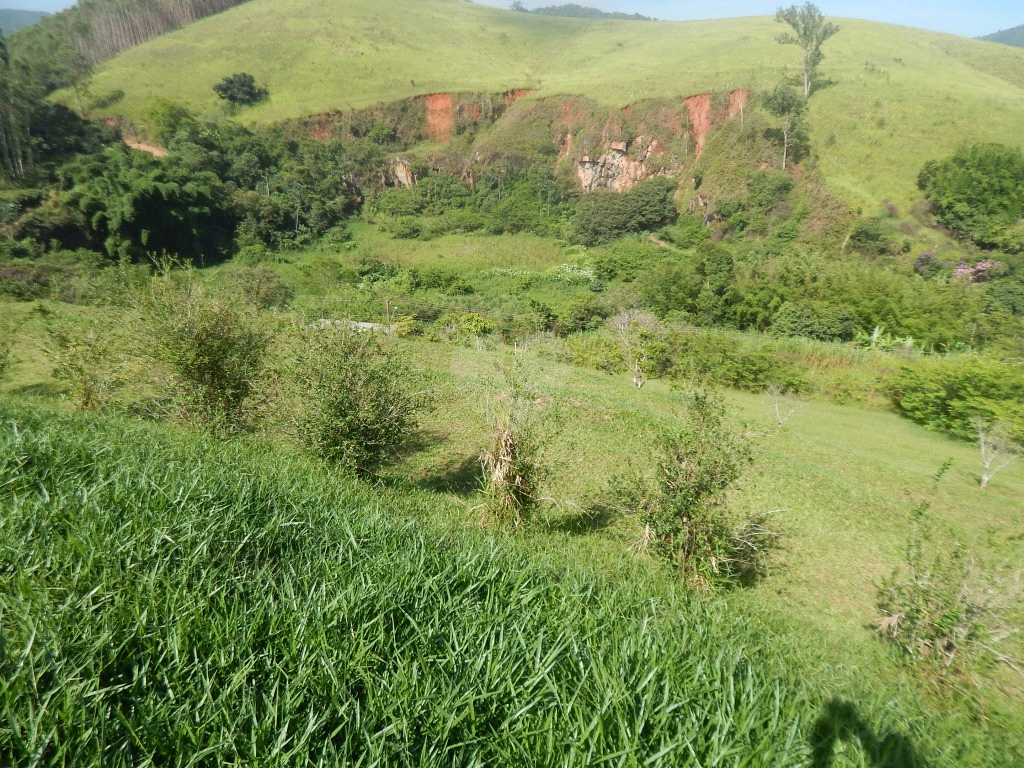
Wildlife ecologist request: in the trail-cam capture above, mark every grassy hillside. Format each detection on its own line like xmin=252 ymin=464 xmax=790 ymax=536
xmin=1 ymin=400 xmax=1021 ymax=765
xmin=982 ymin=24 xmax=1024 ymax=47
xmin=80 ymin=0 xmax=1024 ymax=213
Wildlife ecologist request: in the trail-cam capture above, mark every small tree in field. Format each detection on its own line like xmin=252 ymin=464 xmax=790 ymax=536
xmin=607 ymin=309 xmax=665 ymax=389
xmin=775 ymin=2 xmax=840 ymax=97
xmin=213 ymin=73 xmax=268 ymax=106
xmin=478 ymin=357 xmax=553 ymax=529
xmin=974 ymin=417 xmax=1020 ymax=489
xmin=45 ymin=315 xmax=129 ymax=411
xmin=295 ymin=326 xmax=431 ymax=477
xmin=147 ymin=275 xmax=272 ymax=434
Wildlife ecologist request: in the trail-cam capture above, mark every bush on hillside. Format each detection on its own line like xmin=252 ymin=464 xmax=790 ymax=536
xmin=294 ymin=326 xmax=431 ymax=476
xmin=613 ymin=391 xmax=768 ymax=590
xmin=887 ymin=358 xmax=1024 ymax=444
xmin=876 ymin=467 xmax=1016 ymax=676
xmin=918 ymin=143 xmax=1024 ymax=251
xmin=146 ymin=276 xmax=272 ymax=434
xmin=573 ymin=177 xmax=678 ymax=245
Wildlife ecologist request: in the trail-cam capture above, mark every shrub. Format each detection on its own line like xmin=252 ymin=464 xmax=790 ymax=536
xmin=613 ymin=391 xmax=766 ymax=589
xmin=0 ymin=320 xmax=14 ymax=382
xmin=918 ymin=143 xmax=1024 ymax=250
xmin=573 ymin=177 xmax=677 ymax=245
xmin=147 ymin=276 xmax=272 ymax=434
xmin=45 ymin=315 xmax=130 ymax=410
xmin=294 ymin=326 xmax=431 ymax=476
xmin=876 ymin=466 xmax=1014 ymax=677
xmin=847 ymin=218 xmax=892 ymax=256
xmin=668 ymin=331 xmax=806 ymax=393
xmin=771 ymin=300 xmax=856 ymax=342
xmin=222 ymin=265 xmax=294 ymax=310
xmin=887 ymin=358 xmax=1024 ymax=444
xmin=479 ymin=359 xmax=552 ymax=528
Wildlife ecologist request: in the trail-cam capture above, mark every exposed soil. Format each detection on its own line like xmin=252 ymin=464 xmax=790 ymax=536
xmin=123 ymin=138 xmax=168 ymax=157
xmin=727 ymin=89 xmax=749 ymax=119
xmin=424 ymin=93 xmax=456 ymax=143
xmin=682 ymin=93 xmax=712 ymax=158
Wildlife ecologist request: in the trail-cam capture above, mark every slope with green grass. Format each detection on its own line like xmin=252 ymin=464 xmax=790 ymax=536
xmin=81 ymin=0 xmax=1024 ymax=214
xmin=1 ymin=401 xmax=1020 ymax=766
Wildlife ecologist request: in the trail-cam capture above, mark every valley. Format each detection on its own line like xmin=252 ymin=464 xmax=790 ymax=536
xmin=2 ymin=1 xmax=1024 ymax=765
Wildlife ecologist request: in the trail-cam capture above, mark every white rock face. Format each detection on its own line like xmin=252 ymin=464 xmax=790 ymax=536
xmin=576 ymin=138 xmax=668 ymax=192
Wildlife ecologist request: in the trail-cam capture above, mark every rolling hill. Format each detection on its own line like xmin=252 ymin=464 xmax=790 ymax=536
xmin=0 ymin=7 xmax=47 ymax=32
xmin=80 ymin=0 xmax=1024 ymax=215
xmin=982 ymin=24 xmax=1024 ymax=47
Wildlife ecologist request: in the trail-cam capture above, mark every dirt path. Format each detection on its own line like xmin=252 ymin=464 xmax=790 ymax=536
xmin=123 ymin=138 xmax=168 ymax=157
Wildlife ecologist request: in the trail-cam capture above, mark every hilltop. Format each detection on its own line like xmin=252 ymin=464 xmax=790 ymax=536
xmin=78 ymin=0 xmax=1024 ymax=215
xmin=982 ymin=24 xmax=1024 ymax=47
xmin=0 ymin=8 xmax=47 ymax=31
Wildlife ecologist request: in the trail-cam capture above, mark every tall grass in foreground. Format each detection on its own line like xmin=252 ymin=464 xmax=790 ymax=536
xmin=0 ymin=405 xmax=1013 ymax=766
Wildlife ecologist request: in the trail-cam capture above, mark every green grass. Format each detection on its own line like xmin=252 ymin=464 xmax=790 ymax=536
xmin=3 ymin=242 xmax=1024 ymax=761
xmin=2 ymin=402 xmax=1020 ymax=766
xmin=79 ymin=0 xmax=1024 ymax=215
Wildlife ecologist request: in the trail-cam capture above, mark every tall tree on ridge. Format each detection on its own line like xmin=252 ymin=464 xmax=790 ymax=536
xmin=775 ymin=2 xmax=839 ymax=97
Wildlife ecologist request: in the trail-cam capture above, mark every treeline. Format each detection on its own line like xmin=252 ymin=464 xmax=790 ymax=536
xmin=9 ymin=0 xmax=250 ymax=81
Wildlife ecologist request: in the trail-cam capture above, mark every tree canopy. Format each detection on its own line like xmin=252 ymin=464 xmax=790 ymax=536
xmin=918 ymin=143 xmax=1024 ymax=252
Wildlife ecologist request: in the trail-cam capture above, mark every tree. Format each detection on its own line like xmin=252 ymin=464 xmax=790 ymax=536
xmin=763 ymin=84 xmax=806 ymax=170
xmin=147 ymin=274 xmax=273 ymax=434
xmin=212 ymin=72 xmax=268 ymax=106
xmin=607 ymin=309 xmax=665 ymax=389
xmin=775 ymin=3 xmax=839 ymax=98
xmin=974 ymin=418 xmax=1020 ymax=489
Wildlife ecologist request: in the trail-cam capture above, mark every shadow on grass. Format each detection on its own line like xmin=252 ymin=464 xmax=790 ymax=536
xmin=416 ymin=455 xmax=481 ymax=496
xmin=811 ymin=699 xmax=928 ymax=768
xmin=544 ymin=503 xmax=617 ymax=536
xmin=7 ymin=382 xmax=66 ymax=399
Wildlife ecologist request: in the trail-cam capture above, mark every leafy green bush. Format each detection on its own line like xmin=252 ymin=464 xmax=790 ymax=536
xmin=613 ymin=391 xmax=764 ymax=590
xmin=222 ymin=265 xmax=294 ymax=310
xmin=771 ymin=300 xmax=856 ymax=342
xmin=887 ymin=358 xmax=1024 ymax=443
xmin=573 ymin=177 xmax=677 ymax=245
xmin=876 ymin=467 xmax=1012 ymax=676
xmin=147 ymin=277 xmax=272 ymax=433
xmin=918 ymin=143 xmax=1024 ymax=250
xmin=294 ymin=326 xmax=431 ymax=476
xmin=212 ymin=72 xmax=268 ymax=106
xmin=669 ymin=331 xmax=806 ymax=393
xmin=45 ymin=314 xmax=130 ymax=410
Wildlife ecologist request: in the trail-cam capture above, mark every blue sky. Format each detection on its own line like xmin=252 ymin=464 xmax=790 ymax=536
xmin=6 ymin=0 xmax=1021 ymax=38
xmin=474 ymin=1 xmax=1022 ymax=37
